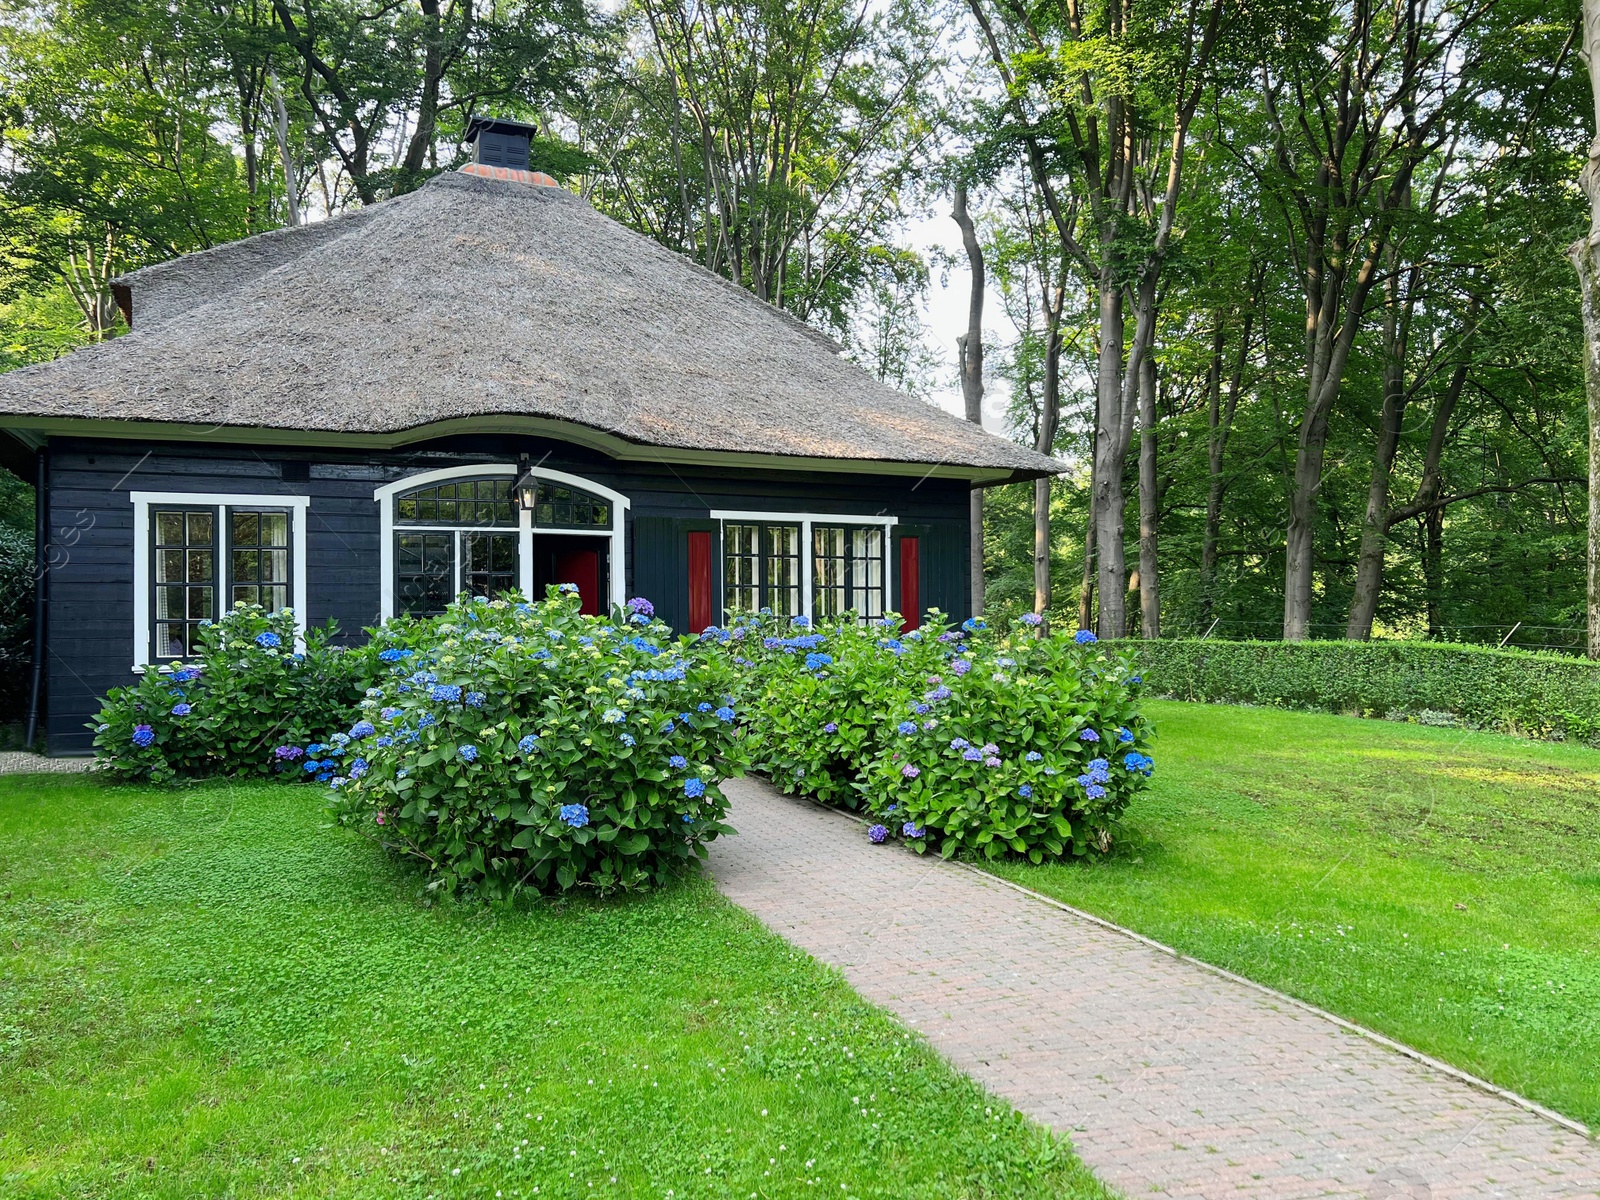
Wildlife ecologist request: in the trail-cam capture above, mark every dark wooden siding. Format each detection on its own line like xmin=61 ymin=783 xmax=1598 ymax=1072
xmin=42 ymin=434 xmax=972 ymax=754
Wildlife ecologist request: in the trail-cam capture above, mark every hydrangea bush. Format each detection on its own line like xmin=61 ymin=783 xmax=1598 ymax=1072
xmin=321 ymin=588 xmax=747 ymax=899
xmin=715 ymin=611 xmax=1152 ymax=859
xmin=90 ymin=604 xmax=364 ymax=784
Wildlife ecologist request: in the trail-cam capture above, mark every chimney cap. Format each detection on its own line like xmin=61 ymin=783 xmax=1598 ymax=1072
xmin=466 ymin=116 xmax=540 ymax=144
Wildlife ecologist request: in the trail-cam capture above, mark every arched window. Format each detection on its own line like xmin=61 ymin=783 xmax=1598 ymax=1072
xmin=375 ymin=465 xmax=631 ymax=621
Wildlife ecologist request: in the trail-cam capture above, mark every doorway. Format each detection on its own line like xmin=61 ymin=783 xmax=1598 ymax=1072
xmin=530 ymin=534 xmax=609 ymax=616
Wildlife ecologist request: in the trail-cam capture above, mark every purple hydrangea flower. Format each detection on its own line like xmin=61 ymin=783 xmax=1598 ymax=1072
xmin=170 ymin=703 xmax=191 ymax=716
xmin=952 ymin=659 xmax=972 ymax=676
xmin=823 ymin=722 xmax=838 ymax=734
xmin=902 ymin=822 xmax=924 ymax=839
xmin=1079 ymin=729 xmax=1101 ymax=743
xmin=1020 ymin=612 xmax=1043 ymax=627
xmin=897 ymin=721 xmax=917 ymax=735
xmin=962 ymin=747 xmax=983 ymax=762
xmin=901 ymin=764 xmax=921 ymax=779
xmin=984 ymin=756 xmax=1002 ymax=769
xmin=867 ymin=824 xmax=888 ymax=844
xmin=349 ymin=721 xmax=375 ymax=739
xmin=627 ymin=596 xmax=656 ymax=617
xmin=274 ymin=744 xmax=304 ymax=761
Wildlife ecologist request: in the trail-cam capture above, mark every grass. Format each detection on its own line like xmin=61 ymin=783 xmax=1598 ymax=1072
xmin=986 ymin=699 xmax=1600 ymax=1128
xmin=0 ymin=774 xmax=1113 ymax=1200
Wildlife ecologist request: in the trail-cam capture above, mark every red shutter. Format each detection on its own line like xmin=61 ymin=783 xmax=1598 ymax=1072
xmin=898 ymin=536 xmax=921 ymax=631
xmin=688 ymin=530 xmax=713 ymax=632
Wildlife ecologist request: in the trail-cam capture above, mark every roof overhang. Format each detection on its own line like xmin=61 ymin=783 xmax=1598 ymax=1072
xmin=0 ymin=413 xmax=1058 ymax=487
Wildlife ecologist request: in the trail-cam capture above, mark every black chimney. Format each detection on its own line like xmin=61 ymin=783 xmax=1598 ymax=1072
xmin=465 ymin=117 xmax=538 ymax=171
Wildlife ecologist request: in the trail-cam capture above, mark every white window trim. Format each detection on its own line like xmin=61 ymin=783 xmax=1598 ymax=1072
xmin=374 ymin=464 xmax=630 ymax=620
xmin=708 ymin=509 xmax=897 ymax=624
xmin=131 ymin=491 xmax=311 ymax=671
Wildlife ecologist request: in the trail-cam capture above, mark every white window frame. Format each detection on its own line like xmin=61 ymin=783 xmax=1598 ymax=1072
xmin=374 ymin=464 xmax=630 ymax=621
xmin=709 ymin=509 xmax=897 ymax=625
xmin=131 ymin=491 xmax=311 ymax=670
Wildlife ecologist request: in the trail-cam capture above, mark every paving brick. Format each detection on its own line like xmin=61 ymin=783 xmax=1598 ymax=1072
xmin=712 ymin=777 xmax=1600 ymax=1199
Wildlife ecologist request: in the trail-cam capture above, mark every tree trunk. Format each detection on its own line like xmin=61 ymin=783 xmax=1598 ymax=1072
xmin=1346 ymin=257 xmax=1408 ymax=640
xmin=1136 ymin=346 xmax=1160 ymax=637
xmin=269 ymin=71 xmax=302 ymax=227
xmin=1093 ymin=276 xmax=1129 ymax=639
xmin=1422 ymin=508 xmax=1445 ymax=638
xmin=1080 ymin=428 xmax=1098 ymax=632
xmin=953 ymin=183 xmax=987 ymax=618
xmin=1570 ymin=0 xmax=1600 ymax=657
xmin=1200 ymin=307 xmax=1249 ymax=624
xmin=1035 ymin=287 xmax=1064 ymax=615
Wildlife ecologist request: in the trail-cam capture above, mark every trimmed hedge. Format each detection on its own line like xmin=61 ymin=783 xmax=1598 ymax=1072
xmin=1128 ymin=638 xmax=1600 ymax=743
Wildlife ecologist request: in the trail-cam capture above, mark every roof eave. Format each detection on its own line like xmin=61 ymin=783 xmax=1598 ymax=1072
xmin=0 ymin=413 xmax=1059 ymax=484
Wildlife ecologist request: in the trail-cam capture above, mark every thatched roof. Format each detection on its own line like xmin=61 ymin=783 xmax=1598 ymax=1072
xmin=0 ymin=170 xmax=1059 ymax=482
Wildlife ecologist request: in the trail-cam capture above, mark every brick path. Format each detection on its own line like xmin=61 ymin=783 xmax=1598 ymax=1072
xmin=0 ymin=750 xmax=92 ymax=775
xmin=711 ymin=777 xmax=1600 ymax=1200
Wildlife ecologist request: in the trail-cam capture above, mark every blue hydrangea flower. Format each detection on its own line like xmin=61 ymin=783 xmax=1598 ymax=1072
xmin=804 ymin=652 xmax=833 ymax=671
xmin=962 ymin=747 xmax=983 ymax=762
xmin=950 ymin=738 xmax=969 ymax=751
xmin=1020 ymin=612 xmax=1043 ymax=626
xmin=925 ymin=686 xmax=952 ymax=702
xmin=602 ymin=708 xmax=625 ymax=724
xmin=349 ymin=720 xmax=375 ymax=739
xmin=697 ymin=702 xmax=712 ymax=713
xmin=902 ymin=822 xmax=924 ymax=839
xmin=302 ymin=760 xmax=318 ymax=774
xmin=897 ymin=721 xmax=917 ymax=735
xmin=913 ymin=703 xmax=931 ymax=715
xmin=254 ymin=631 xmax=281 ymax=649
xmin=714 ymin=706 xmax=735 ymax=723
xmin=867 ymin=824 xmax=888 ymax=844
xmin=681 ymin=813 xmax=694 ymax=823
xmin=560 ymin=803 xmax=589 ymax=827
xmin=418 ymin=713 xmax=436 ymax=728
xmin=823 ymin=722 xmax=838 ymax=734
xmin=620 ymin=733 xmax=636 ymax=747
xmin=1018 ymin=784 xmax=1033 ymax=798
xmin=952 ymin=658 xmax=972 ymax=676
xmin=518 ymin=734 xmax=539 ymax=754
xmin=792 ymin=614 xmax=811 ymax=628
xmin=961 ymin=617 xmax=986 ymax=632
xmin=349 ymin=759 xmax=369 ymax=779
xmin=458 ymin=744 xmax=478 ymax=762
xmin=376 ymin=735 xmax=393 ymax=748
xmin=669 ymin=755 xmax=688 ymax=770
xmin=170 ymin=702 xmax=191 ymax=716
xmin=1025 ymin=750 xmax=1043 ymax=762
xmin=1118 ymin=727 xmax=1135 ymax=743
xmin=1074 ymin=630 xmax=1098 ymax=645
xmin=1084 ymin=783 xmax=1107 ymax=800
xmin=465 ymin=691 xmax=486 ymax=708
xmin=684 ymin=777 xmax=706 ymax=798
xmin=378 ymin=647 xmax=413 ymax=663
xmin=379 ymin=706 xmax=402 ymax=721
xmin=171 ymin=668 xmax=197 ymax=683
xmin=1079 ymin=728 xmax=1101 ymax=743
xmin=131 ymin=724 xmax=155 ymax=748
xmin=1130 ymin=674 xmax=1143 ymax=685
xmin=430 ymin=684 xmax=462 ymax=703
xmin=558 ymin=582 xmax=580 ymax=595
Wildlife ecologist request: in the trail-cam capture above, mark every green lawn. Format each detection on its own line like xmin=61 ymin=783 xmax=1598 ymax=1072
xmin=0 ymin=775 xmax=1111 ymax=1200
xmin=987 ymin=699 xmax=1600 ymax=1128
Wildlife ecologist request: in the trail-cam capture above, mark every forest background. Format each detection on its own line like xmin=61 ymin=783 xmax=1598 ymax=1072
xmin=0 ymin=0 xmax=1587 ymax=674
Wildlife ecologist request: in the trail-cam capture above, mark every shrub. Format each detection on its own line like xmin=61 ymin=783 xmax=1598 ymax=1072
xmin=716 ymin=611 xmax=1152 ymax=859
xmin=324 ymin=589 xmax=747 ymax=899
xmin=1130 ymin=638 xmax=1600 ymax=743
xmin=90 ymin=604 xmax=364 ymax=783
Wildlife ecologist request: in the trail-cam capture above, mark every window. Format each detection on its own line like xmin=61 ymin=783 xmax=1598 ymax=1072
xmin=724 ymin=522 xmax=801 ymax=617
xmin=813 ymin=525 xmax=885 ymax=621
xmin=529 ymin=481 xmax=611 ymax=529
xmin=140 ymin=499 xmax=304 ymax=664
xmin=395 ymin=532 xmax=454 ymax=617
xmin=153 ymin=509 xmax=215 ymax=659
xmin=230 ymin=511 xmax=290 ymax=610
xmin=395 ymin=477 xmax=515 ymax=526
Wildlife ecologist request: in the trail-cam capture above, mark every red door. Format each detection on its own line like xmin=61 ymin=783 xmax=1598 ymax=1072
xmin=898 ymin=537 xmax=921 ymax=631
xmin=687 ymin=530 xmax=714 ymax=632
xmin=555 ymin=547 xmax=601 ymax=616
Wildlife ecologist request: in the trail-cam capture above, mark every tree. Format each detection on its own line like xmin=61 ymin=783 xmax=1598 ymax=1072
xmin=952 ymin=181 xmax=987 ymax=617
xmin=1570 ymin=0 xmax=1600 ymax=656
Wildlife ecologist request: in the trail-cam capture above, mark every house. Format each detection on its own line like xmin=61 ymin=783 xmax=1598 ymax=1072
xmin=0 ymin=119 xmax=1059 ymax=755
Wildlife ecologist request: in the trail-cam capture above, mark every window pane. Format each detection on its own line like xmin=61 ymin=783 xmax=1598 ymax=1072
xmin=397 ymin=533 xmax=454 ymax=616
xmin=186 ymin=511 xmax=213 ymax=543
xmin=188 ymin=587 xmax=213 ymax=619
xmin=233 ymin=585 xmax=259 ymax=607
xmin=263 ymin=585 xmax=288 ymax=612
xmin=156 ymin=512 xmax=186 ymax=544
xmin=260 ymin=513 xmax=288 ymax=546
xmin=233 ymin=549 xmax=260 ymax=581
xmin=156 ymin=549 xmax=184 ymax=583
xmin=156 ymin=586 xmax=185 ymax=620
xmin=232 ymin=512 xmax=259 ymax=544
